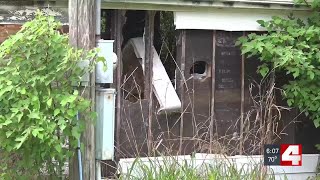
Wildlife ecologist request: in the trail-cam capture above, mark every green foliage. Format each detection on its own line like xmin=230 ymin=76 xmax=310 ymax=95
xmin=238 ymin=2 xmax=320 ymax=128
xmin=119 ymin=156 xmax=274 ymax=180
xmin=0 ymin=12 xmax=99 ymax=178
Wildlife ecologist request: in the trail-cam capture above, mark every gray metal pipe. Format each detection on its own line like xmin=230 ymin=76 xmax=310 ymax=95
xmin=76 ymin=113 xmax=83 ymax=180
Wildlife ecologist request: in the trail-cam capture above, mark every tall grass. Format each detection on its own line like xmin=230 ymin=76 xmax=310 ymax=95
xmin=118 ymin=155 xmax=275 ymax=180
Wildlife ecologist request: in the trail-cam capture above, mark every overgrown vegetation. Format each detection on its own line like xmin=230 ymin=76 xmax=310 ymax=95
xmin=0 ymin=12 xmax=100 ymax=179
xmin=119 ymin=156 xmax=274 ymax=180
xmin=238 ymin=1 xmax=320 ymax=128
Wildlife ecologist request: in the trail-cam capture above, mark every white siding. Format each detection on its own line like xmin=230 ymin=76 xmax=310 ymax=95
xmin=174 ymin=8 xmax=309 ymax=31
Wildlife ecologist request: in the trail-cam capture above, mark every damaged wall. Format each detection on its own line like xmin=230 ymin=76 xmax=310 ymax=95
xmin=0 ymin=2 xmax=68 ymax=42
xmin=0 ymin=24 xmax=21 ymax=43
xmin=176 ymin=30 xmax=243 ymax=155
xmin=118 ymin=27 xmax=320 ymax=157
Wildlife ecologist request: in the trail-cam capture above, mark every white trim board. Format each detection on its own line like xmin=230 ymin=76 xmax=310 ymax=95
xmin=174 ymin=8 xmax=310 ymax=31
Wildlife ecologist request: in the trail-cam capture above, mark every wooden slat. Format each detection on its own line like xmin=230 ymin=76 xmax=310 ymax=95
xmin=240 ymin=33 xmax=245 ymax=155
xmin=115 ymin=10 xmax=123 ymax=160
xmin=179 ymin=30 xmax=186 ymax=154
xmin=210 ymin=30 xmax=216 ymax=154
xmin=144 ymin=11 xmax=155 ymax=155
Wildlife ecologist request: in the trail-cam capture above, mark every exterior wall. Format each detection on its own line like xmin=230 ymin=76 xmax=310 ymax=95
xmin=0 ymin=24 xmax=21 ymax=43
xmin=175 ymin=29 xmax=320 ymax=155
xmin=167 ymin=0 xmax=314 ymax=155
xmin=0 ymin=24 xmax=68 ymax=44
xmin=176 ymin=30 xmax=246 ymax=155
xmin=180 ymin=30 xmax=214 ymax=154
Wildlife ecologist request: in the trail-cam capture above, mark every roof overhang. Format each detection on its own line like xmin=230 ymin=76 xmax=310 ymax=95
xmin=174 ymin=9 xmax=309 ymax=31
xmin=101 ymin=0 xmax=310 ymax=11
xmin=0 ymin=0 xmax=310 ymax=24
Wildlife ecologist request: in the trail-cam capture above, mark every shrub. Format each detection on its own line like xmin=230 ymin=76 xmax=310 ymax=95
xmin=0 ymin=12 xmax=99 ymax=178
xmin=237 ymin=1 xmax=320 ymax=128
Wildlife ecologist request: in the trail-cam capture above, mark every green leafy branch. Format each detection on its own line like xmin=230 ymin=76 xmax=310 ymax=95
xmin=0 ymin=11 xmax=101 ymax=179
xmin=238 ymin=1 xmax=320 ymax=128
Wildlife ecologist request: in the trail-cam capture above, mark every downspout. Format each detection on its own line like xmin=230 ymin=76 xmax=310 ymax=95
xmin=76 ymin=113 xmax=83 ymax=180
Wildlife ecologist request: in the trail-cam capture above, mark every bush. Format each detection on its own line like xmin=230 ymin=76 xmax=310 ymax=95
xmin=0 ymin=12 xmax=99 ymax=178
xmin=238 ymin=1 xmax=320 ymax=128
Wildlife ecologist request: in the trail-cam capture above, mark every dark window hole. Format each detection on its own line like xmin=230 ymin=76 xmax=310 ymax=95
xmin=190 ymin=61 xmax=208 ymax=75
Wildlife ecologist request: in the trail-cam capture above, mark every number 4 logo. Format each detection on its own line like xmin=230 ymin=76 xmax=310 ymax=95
xmin=280 ymin=144 xmax=302 ymax=166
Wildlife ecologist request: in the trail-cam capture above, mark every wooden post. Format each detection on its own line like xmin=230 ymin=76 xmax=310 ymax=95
xmin=210 ymin=30 xmax=216 ymax=154
xmin=240 ymin=52 xmax=245 ymax=155
xmin=239 ymin=32 xmax=245 ymax=155
xmin=179 ymin=30 xmax=186 ymax=154
xmin=114 ymin=10 xmax=123 ymax=160
xmin=144 ymin=11 xmax=155 ymax=155
xmin=69 ymin=0 xmax=96 ymax=179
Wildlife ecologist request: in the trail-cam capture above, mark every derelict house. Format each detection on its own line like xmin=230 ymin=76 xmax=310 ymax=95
xmin=0 ymin=0 xmax=319 ymax=164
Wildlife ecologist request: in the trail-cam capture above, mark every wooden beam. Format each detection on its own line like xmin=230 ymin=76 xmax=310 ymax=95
xmin=114 ymin=10 xmax=123 ymax=160
xmin=210 ymin=30 xmax=216 ymax=154
xmin=144 ymin=11 xmax=155 ymax=155
xmin=240 ymin=31 xmax=245 ymax=155
xmin=69 ymin=0 xmax=96 ymax=179
xmin=178 ymin=30 xmax=186 ymax=154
